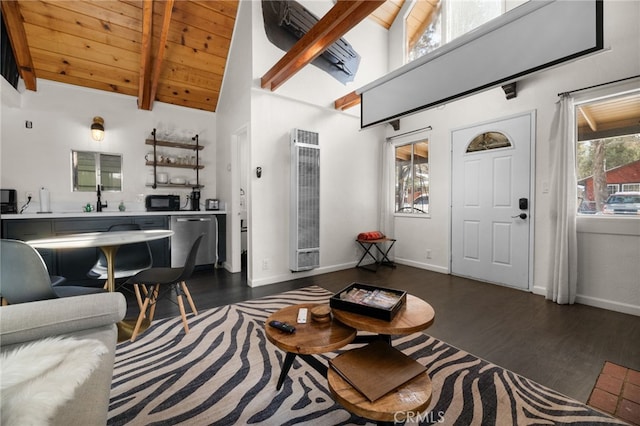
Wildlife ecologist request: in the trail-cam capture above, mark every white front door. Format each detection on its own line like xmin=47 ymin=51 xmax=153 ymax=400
xmin=451 ymin=112 xmax=534 ymax=290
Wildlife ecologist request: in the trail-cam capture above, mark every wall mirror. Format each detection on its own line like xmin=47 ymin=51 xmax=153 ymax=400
xmin=71 ymin=150 xmax=122 ymax=192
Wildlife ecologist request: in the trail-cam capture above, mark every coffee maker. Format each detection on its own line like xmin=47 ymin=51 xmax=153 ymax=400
xmin=190 ymin=188 xmax=201 ymax=211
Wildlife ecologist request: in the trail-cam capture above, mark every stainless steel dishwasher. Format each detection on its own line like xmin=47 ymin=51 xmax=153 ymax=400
xmin=170 ymin=215 xmax=217 ymax=267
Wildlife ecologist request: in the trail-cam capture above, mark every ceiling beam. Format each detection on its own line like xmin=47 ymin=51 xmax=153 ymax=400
xmin=578 ymin=105 xmax=598 ymax=131
xmin=138 ymin=0 xmax=173 ymax=111
xmin=138 ymin=0 xmax=154 ymax=110
xmin=261 ymin=0 xmax=385 ymax=91
xmin=334 ymin=90 xmax=361 ymax=111
xmin=148 ymin=0 xmax=174 ymax=109
xmin=1 ymin=1 xmax=37 ymax=90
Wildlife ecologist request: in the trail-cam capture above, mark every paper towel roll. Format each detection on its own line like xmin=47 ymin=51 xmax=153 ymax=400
xmin=39 ymin=187 xmax=50 ymax=213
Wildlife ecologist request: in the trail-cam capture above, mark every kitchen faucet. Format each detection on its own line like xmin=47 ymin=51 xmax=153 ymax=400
xmin=96 ymin=185 xmax=108 ymax=212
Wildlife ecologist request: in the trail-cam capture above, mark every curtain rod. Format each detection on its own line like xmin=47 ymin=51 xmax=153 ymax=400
xmin=558 ymin=75 xmax=640 ymax=97
xmin=386 ymin=126 xmax=432 ymax=141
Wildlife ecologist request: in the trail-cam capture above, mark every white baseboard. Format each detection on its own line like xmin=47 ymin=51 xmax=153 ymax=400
xmin=575 ymin=294 xmax=640 ymax=317
xmin=394 ymin=258 xmax=449 ymax=274
xmin=222 ymin=262 xmax=237 ymax=273
xmin=531 ymin=285 xmax=547 ymax=296
xmin=248 ymin=262 xmax=357 ymax=287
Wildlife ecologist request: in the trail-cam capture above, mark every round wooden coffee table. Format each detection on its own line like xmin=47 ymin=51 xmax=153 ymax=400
xmin=332 ymin=294 xmax=435 ymax=337
xmin=265 ymin=303 xmax=356 ymax=390
xmin=329 ymin=293 xmax=435 ymax=424
xmin=328 ymin=366 xmax=432 ymax=424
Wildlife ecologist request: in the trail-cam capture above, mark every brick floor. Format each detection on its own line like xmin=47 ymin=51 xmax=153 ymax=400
xmin=589 ymin=361 xmax=640 ymax=425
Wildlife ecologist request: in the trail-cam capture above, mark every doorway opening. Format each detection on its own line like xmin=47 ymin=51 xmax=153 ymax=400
xmin=231 ymin=125 xmax=250 ymax=279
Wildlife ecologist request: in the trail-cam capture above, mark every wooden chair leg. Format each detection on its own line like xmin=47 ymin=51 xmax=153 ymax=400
xmin=134 ymin=284 xmax=145 ymax=312
xmin=181 ymin=281 xmax=198 ymax=315
xmin=176 ymin=290 xmax=189 ymax=334
xmin=148 ymin=286 xmax=159 ymax=323
xmin=131 ymin=287 xmax=154 ymax=342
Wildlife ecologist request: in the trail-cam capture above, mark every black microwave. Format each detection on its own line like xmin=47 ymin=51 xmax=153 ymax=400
xmin=145 ymin=195 xmax=180 ymax=211
xmin=1 ymin=189 xmax=18 ymax=214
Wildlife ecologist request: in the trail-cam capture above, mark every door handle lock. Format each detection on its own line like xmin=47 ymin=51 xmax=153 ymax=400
xmin=511 ymin=213 xmax=527 ymax=220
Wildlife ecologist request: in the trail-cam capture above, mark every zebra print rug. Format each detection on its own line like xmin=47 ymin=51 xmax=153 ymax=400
xmin=108 ymin=286 xmax=624 ymax=425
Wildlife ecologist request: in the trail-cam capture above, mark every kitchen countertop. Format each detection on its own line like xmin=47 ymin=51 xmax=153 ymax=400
xmin=1 ymin=210 xmax=226 ymax=220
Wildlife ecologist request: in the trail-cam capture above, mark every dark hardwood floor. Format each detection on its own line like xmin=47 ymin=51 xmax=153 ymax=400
xmin=121 ymin=264 xmax=640 ymax=404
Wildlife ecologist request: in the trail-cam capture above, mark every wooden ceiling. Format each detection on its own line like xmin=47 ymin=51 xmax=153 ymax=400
xmin=1 ymin=0 xmax=408 ymax=113
xmin=2 ymin=0 xmax=237 ymax=112
xmin=577 ymin=92 xmax=640 ymax=141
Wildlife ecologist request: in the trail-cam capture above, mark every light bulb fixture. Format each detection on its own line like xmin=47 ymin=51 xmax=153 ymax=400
xmin=91 ymin=116 xmax=105 ymax=141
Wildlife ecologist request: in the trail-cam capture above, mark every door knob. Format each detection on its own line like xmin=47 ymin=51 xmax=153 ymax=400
xmin=511 ymin=213 xmax=527 ymax=220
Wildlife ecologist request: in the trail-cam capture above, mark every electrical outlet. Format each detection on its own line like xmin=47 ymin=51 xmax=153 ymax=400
xmin=426 ymin=249 xmax=432 ymax=259
xmin=262 ymin=258 xmax=270 ymax=271
xmin=25 ymin=191 xmax=34 ymax=200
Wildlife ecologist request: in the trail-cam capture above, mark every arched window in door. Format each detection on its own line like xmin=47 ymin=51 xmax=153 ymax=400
xmin=466 ymin=131 xmax=512 ymax=153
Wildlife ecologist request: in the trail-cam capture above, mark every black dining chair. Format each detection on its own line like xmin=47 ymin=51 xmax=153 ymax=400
xmin=123 ymin=234 xmax=203 ymax=342
xmin=0 ymin=239 xmax=106 ymax=304
xmin=83 ymin=223 xmax=153 ymax=290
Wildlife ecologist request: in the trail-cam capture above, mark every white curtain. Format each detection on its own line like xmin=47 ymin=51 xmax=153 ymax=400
xmin=547 ymin=94 xmax=578 ymax=304
xmin=378 ymin=139 xmax=395 ymax=238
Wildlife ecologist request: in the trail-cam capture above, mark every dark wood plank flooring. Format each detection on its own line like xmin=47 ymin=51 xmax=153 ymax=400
xmin=121 ymin=264 xmax=640 ymax=404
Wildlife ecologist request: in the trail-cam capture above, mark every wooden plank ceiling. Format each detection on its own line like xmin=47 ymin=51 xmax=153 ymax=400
xmin=1 ymin=0 xmax=405 ymax=113
xmin=2 ymin=0 xmax=239 ymax=112
xmin=577 ymin=92 xmax=640 ymax=142
xmin=13 ymin=0 xmax=635 ymax=133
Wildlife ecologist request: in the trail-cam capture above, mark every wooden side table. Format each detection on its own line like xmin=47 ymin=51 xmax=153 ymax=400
xmin=328 ymin=366 xmax=432 ymax=425
xmin=265 ymin=303 xmax=356 ymax=390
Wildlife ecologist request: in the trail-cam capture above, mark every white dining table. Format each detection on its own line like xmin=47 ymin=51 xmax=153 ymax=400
xmin=27 ymin=230 xmax=174 ymax=292
xmin=28 ymin=230 xmax=174 ymax=341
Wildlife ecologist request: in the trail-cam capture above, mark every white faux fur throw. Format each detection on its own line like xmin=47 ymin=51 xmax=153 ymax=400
xmin=1 ymin=337 xmax=108 ymax=426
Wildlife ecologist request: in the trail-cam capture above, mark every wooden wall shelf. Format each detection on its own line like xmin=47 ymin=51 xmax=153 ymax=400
xmin=145 ymin=161 xmax=204 ymax=170
xmin=145 ymin=139 xmax=204 ymax=150
xmin=145 ymin=183 xmax=204 ymax=188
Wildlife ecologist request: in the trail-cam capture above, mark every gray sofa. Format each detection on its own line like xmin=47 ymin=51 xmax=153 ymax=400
xmin=1 ymin=292 xmax=126 ymax=425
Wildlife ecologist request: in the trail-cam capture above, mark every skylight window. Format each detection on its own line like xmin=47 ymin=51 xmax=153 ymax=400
xmin=406 ymin=0 xmax=528 ymax=63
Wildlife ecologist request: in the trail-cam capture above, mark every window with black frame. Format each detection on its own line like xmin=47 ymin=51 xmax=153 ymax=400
xmin=72 ymin=151 xmax=122 ymax=192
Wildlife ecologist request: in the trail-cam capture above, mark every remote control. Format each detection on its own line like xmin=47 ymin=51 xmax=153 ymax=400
xmin=297 ymin=308 xmax=308 ymax=324
xmin=269 ymin=320 xmax=296 ymax=333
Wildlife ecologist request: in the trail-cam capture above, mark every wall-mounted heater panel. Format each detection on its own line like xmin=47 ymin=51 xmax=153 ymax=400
xmin=290 ymin=129 xmax=320 ymax=271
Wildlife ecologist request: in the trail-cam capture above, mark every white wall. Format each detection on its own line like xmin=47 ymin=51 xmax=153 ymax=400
xmin=216 ymin=0 xmax=253 ymax=274
xmin=1 ymin=80 xmax=216 ymax=213
xmin=248 ymin=91 xmax=384 ymax=286
xmin=384 ymin=0 xmax=640 ymax=315
xmin=239 ymin=0 xmax=388 ymax=286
